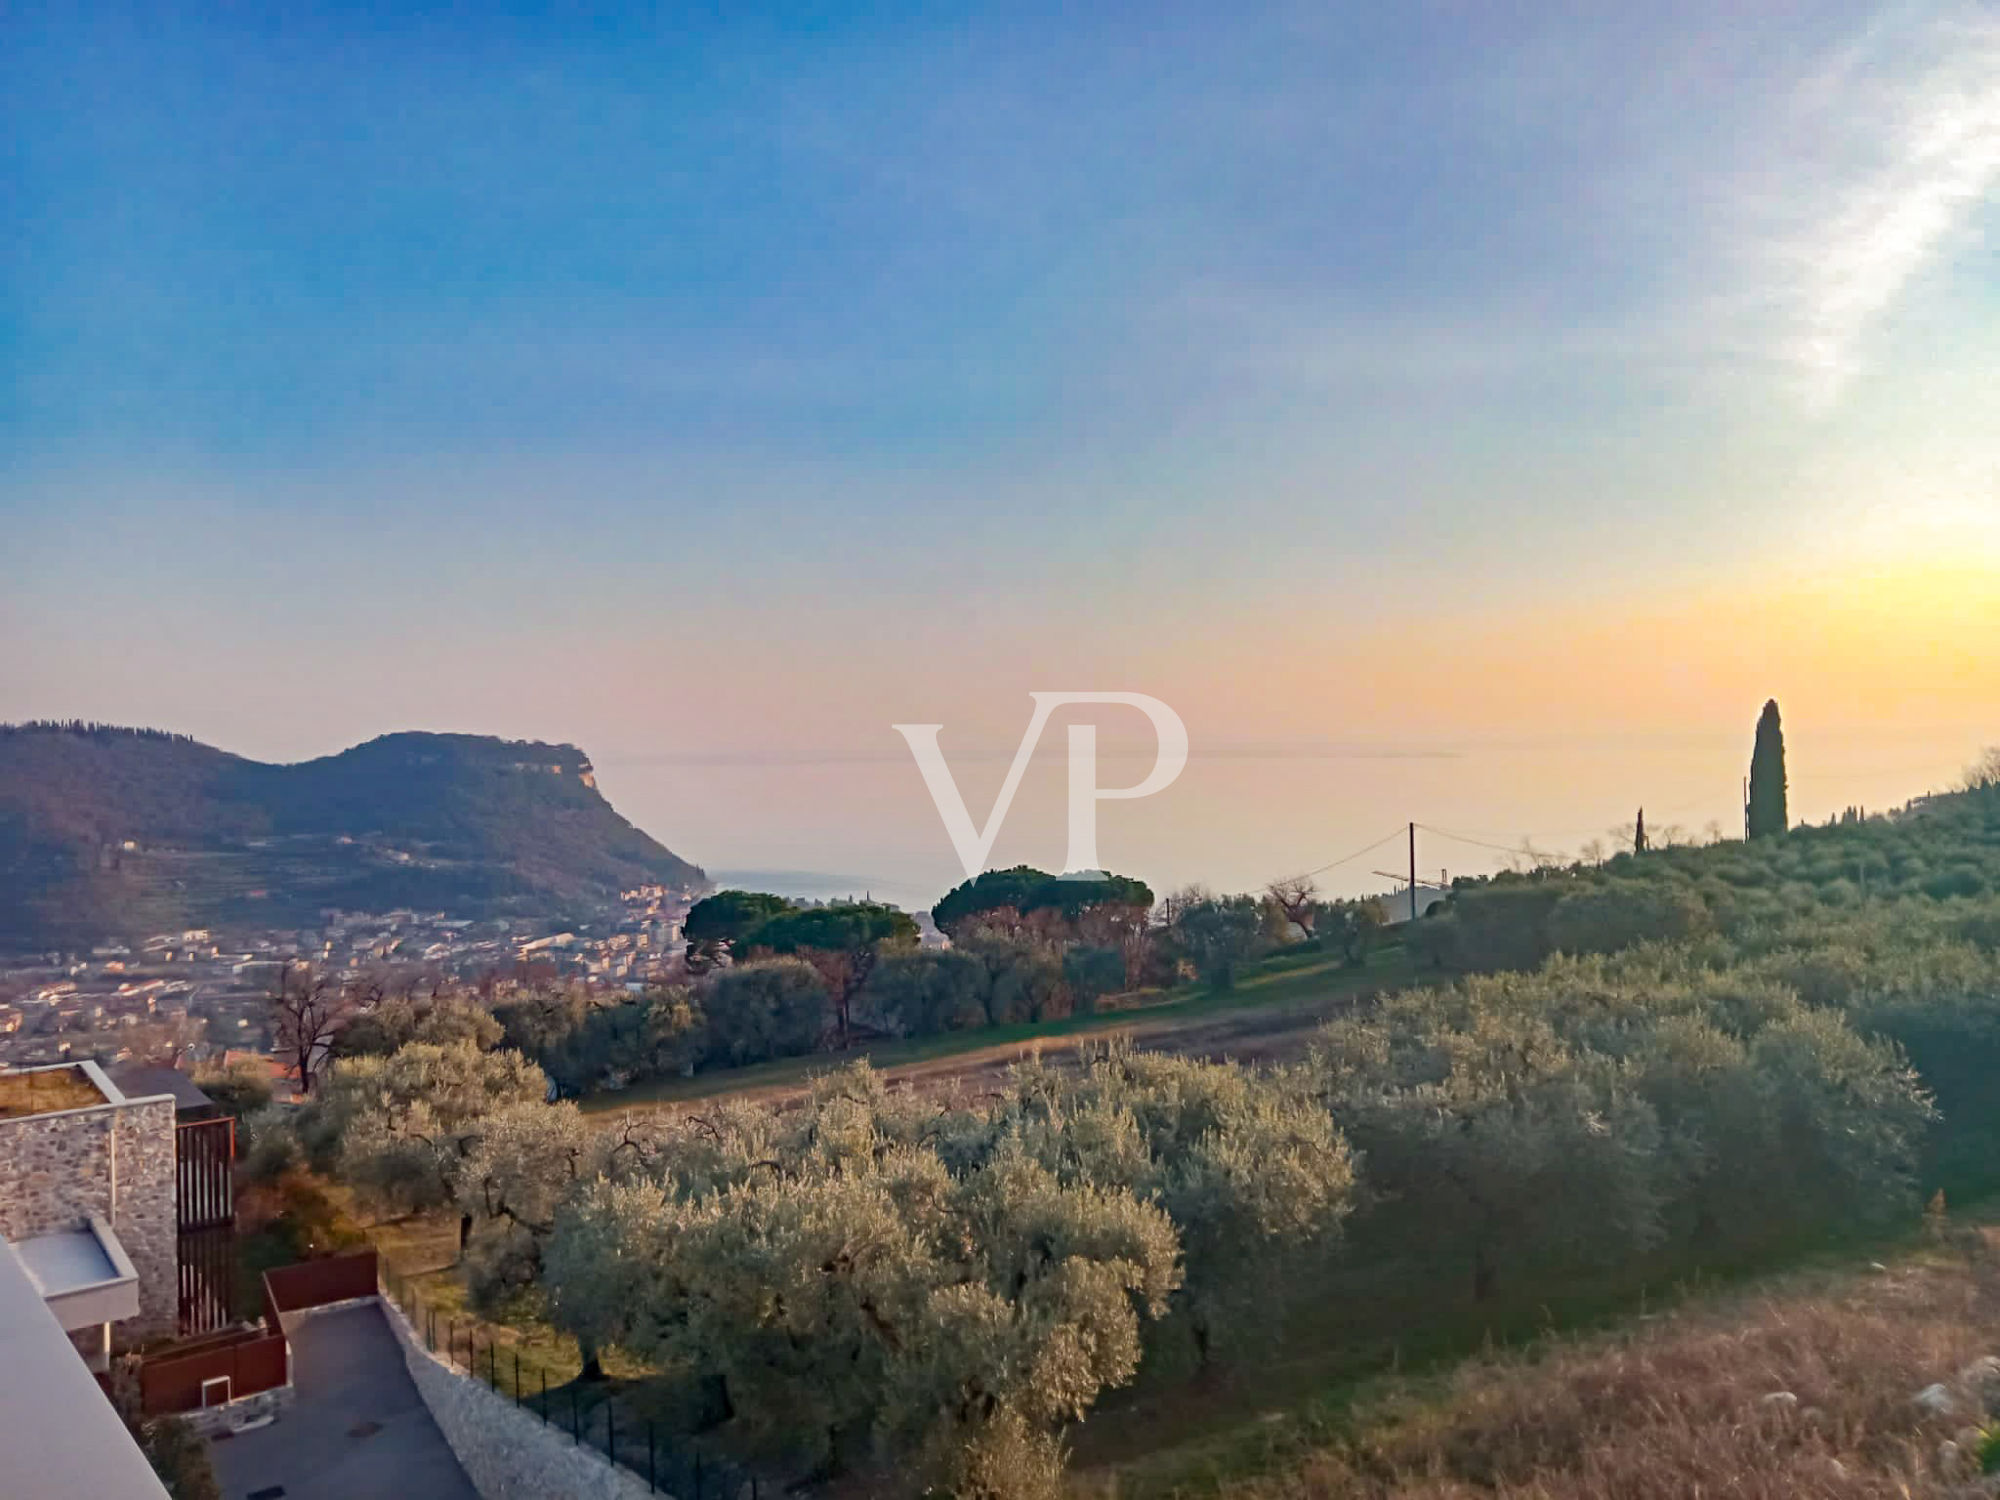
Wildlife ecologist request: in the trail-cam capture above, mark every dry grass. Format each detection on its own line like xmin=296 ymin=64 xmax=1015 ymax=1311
xmin=0 ymin=1065 xmax=104 ymax=1118
xmin=1094 ymin=1231 xmax=2000 ymax=1499
xmin=357 ymin=1197 xmax=653 ymax=1385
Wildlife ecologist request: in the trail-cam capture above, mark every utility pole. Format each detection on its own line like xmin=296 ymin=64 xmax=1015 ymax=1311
xmin=1409 ymin=822 xmax=1418 ymax=924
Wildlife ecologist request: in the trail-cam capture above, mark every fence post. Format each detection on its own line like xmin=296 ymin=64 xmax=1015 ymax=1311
xmin=540 ymin=1367 xmax=548 ymax=1424
xmin=647 ymin=1422 xmax=656 ymax=1493
xmin=489 ymin=1342 xmax=497 ymax=1390
xmin=606 ymin=1400 xmax=615 ymax=1465
xmin=694 ymin=1451 xmax=703 ymax=1500
xmin=513 ymin=1350 xmax=520 ymax=1407
xmin=448 ymin=1319 xmax=457 ymax=1369
xmin=571 ymin=1384 xmax=579 ymax=1444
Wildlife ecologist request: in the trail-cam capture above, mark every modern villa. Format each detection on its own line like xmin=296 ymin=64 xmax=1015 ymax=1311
xmin=0 ymin=1060 xmax=185 ymax=1495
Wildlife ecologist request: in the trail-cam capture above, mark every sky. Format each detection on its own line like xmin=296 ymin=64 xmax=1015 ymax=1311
xmin=4 ymin=2 xmax=1998 ymax=895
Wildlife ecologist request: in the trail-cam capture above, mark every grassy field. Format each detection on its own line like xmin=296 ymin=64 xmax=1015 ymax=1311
xmin=360 ymin=1201 xmax=622 ymax=1377
xmin=1073 ymin=1214 xmax=2000 ymax=1498
xmin=580 ymin=942 xmax=1420 ymax=1116
xmin=1065 ymin=1232 xmax=1833 ymax=1487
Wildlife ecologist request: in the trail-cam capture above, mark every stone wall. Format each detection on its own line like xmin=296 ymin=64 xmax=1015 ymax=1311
xmin=0 ymin=1085 xmax=179 ymax=1341
xmin=0 ymin=1104 xmax=119 ymax=1236
xmin=377 ymin=1296 xmax=658 ymax=1500
xmin=179 ymin=1383 xmax=292 ymax=1437
xmin=111 ymin=1097 xmax=178 ymax=1339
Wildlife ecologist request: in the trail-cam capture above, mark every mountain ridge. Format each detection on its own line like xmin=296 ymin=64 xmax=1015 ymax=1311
xmin=0 ymin=723 xmax=706 ymax=950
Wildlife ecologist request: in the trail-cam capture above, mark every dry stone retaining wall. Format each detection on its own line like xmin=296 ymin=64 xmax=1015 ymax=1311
xmin=377 ymin=1295 xmax=659 ymax=1500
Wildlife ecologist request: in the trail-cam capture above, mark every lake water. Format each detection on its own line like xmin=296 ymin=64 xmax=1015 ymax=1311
xmin=597 ymin=724 xmax=1992 ymax=914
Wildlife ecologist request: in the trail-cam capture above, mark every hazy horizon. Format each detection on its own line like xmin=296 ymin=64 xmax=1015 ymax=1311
xmin=612 ymin=720 xmax=1993 ymax=910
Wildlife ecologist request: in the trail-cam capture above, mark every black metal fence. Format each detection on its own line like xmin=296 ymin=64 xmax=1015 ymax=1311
xmin=379 ymin=1263 xmax=758 ymax=1499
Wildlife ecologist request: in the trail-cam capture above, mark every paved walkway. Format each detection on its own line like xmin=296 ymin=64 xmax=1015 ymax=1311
xmin=209 ymin=1302 xmax=479 ymax=1500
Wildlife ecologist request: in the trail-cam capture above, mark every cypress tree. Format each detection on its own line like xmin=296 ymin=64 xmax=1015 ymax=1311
xmin=1634 ymin=808 xmax=1648 ymax=854
xmin=1747 ymin=699 xmax=1788 ymax=839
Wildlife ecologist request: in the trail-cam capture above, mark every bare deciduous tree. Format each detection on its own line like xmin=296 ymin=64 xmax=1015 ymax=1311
xmin=1961 ymin=748 xmax=2000 ymax=792
xmin=1265 ymin=876 xmax=1318 ymax=940
xmin=268 ymin=961 xmax=350 ymax=1095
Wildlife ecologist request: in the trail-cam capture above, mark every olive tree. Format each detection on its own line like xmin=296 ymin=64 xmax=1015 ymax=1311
xmin=734 ymin=902 xmax=921 ymax=1047
xmin=456 ymin=1100 xmax=622 ymax=1317
xmin=1314 ymin=998 xmax=1666 ymax=1304
xmin=703 ymin=958 xmax=830 ymax=1064
xmin=543 ymin=1064 xmax=1181 ymax=1497
xmin=859 ymin=949 xmax=992 ymax=1036
xmin=1001 ymin=1047 xmax=1353 ymax=1365
xmin=1165 ymin=893 xmax=1270 ymax=988
xmin=1315 ymin=896 xmax=1387 ymax=967
xmin=312 ymin=1041 xmax=548 ymax=1249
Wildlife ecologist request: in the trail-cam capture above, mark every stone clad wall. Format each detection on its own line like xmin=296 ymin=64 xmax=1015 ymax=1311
xmin=0 ymin=1108 xmax=117 ymax=1236
xmin=377 ymin=1296 xmax=656 ymax=1500
xmin=111 ymin=1097 xmax=178 ymax=1339
xmin=0 ymin=1091 xmax=180 ymax=1341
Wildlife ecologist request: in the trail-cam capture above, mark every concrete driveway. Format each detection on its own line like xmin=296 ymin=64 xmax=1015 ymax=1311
xmin=209 ymin=1303 xmax=479 ymax=1500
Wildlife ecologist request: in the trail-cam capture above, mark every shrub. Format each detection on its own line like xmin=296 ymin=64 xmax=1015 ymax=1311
xmin=956 ymin=934 xmax=1068 ymax=1024
xmin=191 ymin=1057 xmax=273 ymax=1120
xmin=860 ymin=949 xmax=992 ymax=1035
xmin=1061 ymin=945 xmax=1126 ymax=1013
xmin=1166 ymin=894 xmax=1270 ymax=988
xmin=703 ymin=958 xmax=830 ymax=1064
xmin=139 ymin=1417 xmax=221 ymax=1500
xmin=1547 ymin=880 xmax=1710 ymax=956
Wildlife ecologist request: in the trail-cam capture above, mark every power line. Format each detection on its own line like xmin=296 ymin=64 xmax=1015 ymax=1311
xmin=1280 ymin=828 xmax=1411 ymax=884
xmin=1416 ymin=797 xmax=1720 ymax=848
xmin=1416 ymin=823 xmax=1559 ymax=860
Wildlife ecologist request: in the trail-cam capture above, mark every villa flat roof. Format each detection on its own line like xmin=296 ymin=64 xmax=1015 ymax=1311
xmin=11 ymin=1216 xmax=141 ymax=1334
xmin=16 ymin=1227 xmax=118 ymax=1295
xmin=0 ymin=1237 xmax=170 ymax=1498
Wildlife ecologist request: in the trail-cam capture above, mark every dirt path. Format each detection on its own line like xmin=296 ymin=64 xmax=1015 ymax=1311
xmin=596 ymin=972 xmax=1390 ymax=1118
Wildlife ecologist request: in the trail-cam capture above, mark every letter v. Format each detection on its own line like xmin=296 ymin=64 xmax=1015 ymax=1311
xmin=892 ymin=696 xmax=1065 ymax=881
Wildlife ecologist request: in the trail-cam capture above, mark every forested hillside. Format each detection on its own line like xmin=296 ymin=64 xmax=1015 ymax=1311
xmin=0 ymin=723 xmax=704 ymax=948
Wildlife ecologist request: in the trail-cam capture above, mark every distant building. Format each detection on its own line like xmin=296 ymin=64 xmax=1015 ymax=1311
xmin=1378 ymin=882 xmax=1452 ymax=926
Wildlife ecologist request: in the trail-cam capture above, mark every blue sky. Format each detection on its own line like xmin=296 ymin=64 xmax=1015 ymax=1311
xmin=4 ymin=1 xmax=1997 ymax=796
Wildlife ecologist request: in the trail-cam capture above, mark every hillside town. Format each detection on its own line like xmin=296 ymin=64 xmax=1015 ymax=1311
xmin=0 ymin=883 xmax=700 ymax=1074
